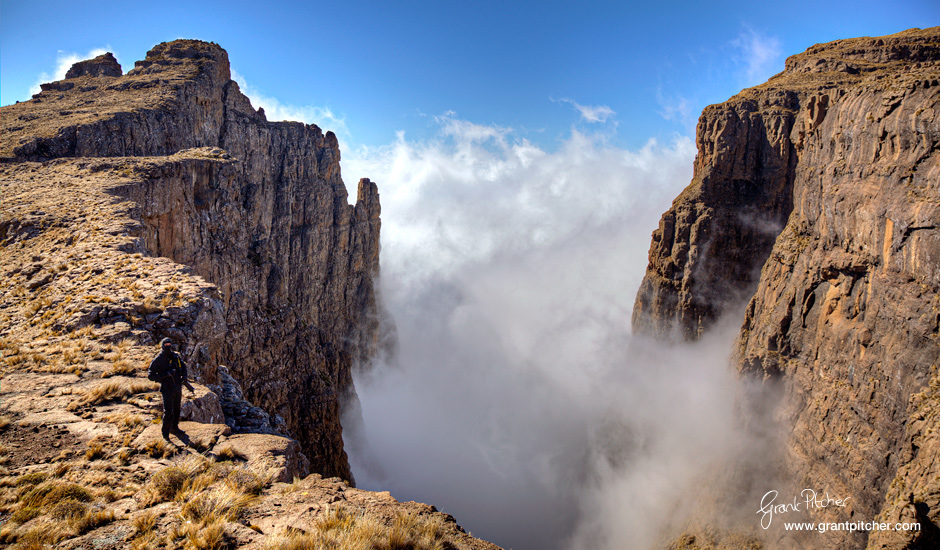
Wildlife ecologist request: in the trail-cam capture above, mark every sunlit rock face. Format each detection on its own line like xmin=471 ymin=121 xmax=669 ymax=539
xmin=634 ymin=28 xmax=940 ymax=549
xmin=2 ymin=39 xmax=391 ymax=481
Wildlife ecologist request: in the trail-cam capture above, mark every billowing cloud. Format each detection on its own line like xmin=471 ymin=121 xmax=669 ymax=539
xmin=553 ymin=97 xmax=616 ymax=123
xmin=30 ymin=47 xmax=114 ymax=95
xmin=230 ymin=69 xmax=349 ymax=138
xmin=340 ymin=113 xmax=772 ymax=549
xmin=731 ymin=26 xmax=783 ymax=85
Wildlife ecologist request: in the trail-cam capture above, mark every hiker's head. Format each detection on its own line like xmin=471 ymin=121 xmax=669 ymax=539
xmin=160 ymin=338 xmax=173 ymax=352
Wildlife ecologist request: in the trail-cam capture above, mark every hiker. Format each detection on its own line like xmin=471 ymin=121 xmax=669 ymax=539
xmin=148 ymin=337 xmax=195 ymax=440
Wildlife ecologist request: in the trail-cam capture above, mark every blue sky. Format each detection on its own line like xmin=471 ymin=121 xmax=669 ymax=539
xmin=2 ymin=0 xmax=936 ymax=151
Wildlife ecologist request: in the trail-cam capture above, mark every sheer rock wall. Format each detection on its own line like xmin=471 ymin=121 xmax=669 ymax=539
xmin=633 ymin=28 xmax=940 ymax=549
xmin=1 ymin=40 xmax=388 ymax=481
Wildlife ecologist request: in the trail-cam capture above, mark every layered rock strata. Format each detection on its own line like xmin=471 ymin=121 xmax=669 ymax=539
xmin=1 ymin=39 xmax=388 ymax=480
xmin=0 ymin=150 xmax=500 ymax=550
xmin=634 ymin=28 xmax=940 ymax=549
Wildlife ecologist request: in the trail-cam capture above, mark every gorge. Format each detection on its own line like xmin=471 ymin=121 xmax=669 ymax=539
xmin=0 ymin=26 xmax=938 ymax=550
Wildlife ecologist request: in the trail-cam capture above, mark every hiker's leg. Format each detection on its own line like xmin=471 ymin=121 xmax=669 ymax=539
xmin=160 ymin=384 xmax=174 ymax=438
xmin=170 ymin=384 xmax=183 ymax=432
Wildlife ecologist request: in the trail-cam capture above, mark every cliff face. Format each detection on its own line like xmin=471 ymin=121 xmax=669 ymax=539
xmin=0 ymin=43 xmax=503 ymax=550
xmin=1 ymin=39 xmax=388 ymax=480
xmin=634 ymin=28 xmax=940 ymax=549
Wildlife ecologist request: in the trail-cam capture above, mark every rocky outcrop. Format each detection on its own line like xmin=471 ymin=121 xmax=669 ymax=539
xmin=634 ymin=28 xmax=940 ymax=549
xmin=64 ymin=52 xmax=122 ymax=79
xmin=0 ymin=39 xmax=389 ymax=481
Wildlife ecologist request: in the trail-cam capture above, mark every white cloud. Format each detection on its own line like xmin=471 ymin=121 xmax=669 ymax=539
xmin=343 ymin=113 xmax=694 ymax=286
xmin=30 ymin=47 xmax=114 ymax=95
xmin=341 ymin=113 xmax=772 ymax=550
xmin=731 ymin=26 xmax=783 ymax=85
xmin=230 ymin=69 xmax=350 ymax=138
xmin=656 ymin=89 xmax=698 ymax=132
xmin=553 ymin=97 xmax=616 ymax=123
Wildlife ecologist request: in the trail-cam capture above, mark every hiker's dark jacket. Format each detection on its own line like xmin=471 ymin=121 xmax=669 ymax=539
xmin=148 ymin=350 xmax=189 ymax=387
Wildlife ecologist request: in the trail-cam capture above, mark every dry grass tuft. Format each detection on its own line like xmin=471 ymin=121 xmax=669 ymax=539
xmin=139 ymin=455 xmax=210 ymax=506
xmin=73 ymin=508 xmax=116 ymax=534
xmin=140 ymin=466 xmax=187 ymax=506
xmin=224 ymin=468 xmax=269 ymax=496
xmin=85 ymin=440 xmax=105 ymax=461
xmin=180 ymin=483 xmax=254 ymax=524
xmin=183 ymin=520 xmax=227 ymax=550
xmin=143 ymin=438 xmax=174 ymax=459
xmin=79 ymin=379 xmax=159 ymax=406
xmin=20 ymin=480 xmax=93 ymax=509
xmin=133 ymin=509 xmax=157 ymax=535
xmin=14 ymin=471 xmax=49 ymax=488
xmin=11 ymin=504 xmax=42 ymax=524
xmin=102 ymin=359 xmax=136 ymax=377
xmin=50 ymin=498 xmax=87 ymax=520
xmin=54 ymin=462 xmax=70 ymax=478
xmin=139 ymin=296 xmax=162 ymax=314
xmin=118 ymin=447 xmax=134 ymax=465
xmin=215 ymin=445 xmax=247 ymax=462
xmin=9 ymin=480 xmax=101 ymax=540
xmin=106 ymin=411 xmax=145 ymax=428
xmin=265 ymin=507 xmax=454 ymax=550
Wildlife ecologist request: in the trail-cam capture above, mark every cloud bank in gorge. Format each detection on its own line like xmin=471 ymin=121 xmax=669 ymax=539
xmin=341 ymin=114 xmax=764 ymax=549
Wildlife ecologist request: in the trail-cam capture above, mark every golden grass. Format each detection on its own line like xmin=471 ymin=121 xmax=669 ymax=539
xmin=19 ymin=480 xmax=93 ymax=509
xmin=139 ymin=455 xmax=210 ymax=506
xmin=223 ymin=468 xmax=268 ymax=496
xmin=180 ymin=520 xmax=227 ymax=550
xmin=139 ymin=296 xmax=161 ymax=314
xmin=7 ymin=479 xmax=100 ymax=544
xmin=265 ymin=507 xmax=454 ymax=550
xmin=73 ymin=508 xmax=115 ymax=534
xmin=102 ymin=359 xmax=136 ymax=378
xmin=215 ymin=445 xmax=247 ymax=462
xmin=78 ymin=379 xmax=159 ymax=406
xmin=14 ymin=471 xmax=49 ymax=487
xmin=144 ymin=438 xmax=174 ymax=459
xmin=180 ymin=483 xmax=254 ymax=523
xmin=118 ymin=448 xmax=133 ymax=465
xmin=50 ymin=498 xmax=87 ymax=520
xmin=85 ymin=441 xmax=105 ymax=461
xmin=105 ymin=411 xmax=145 ymax=427
xmin=133 ymin=509 xmax=157 ymax=535
xmin=132 ymin=457 xmax=274 ymax=550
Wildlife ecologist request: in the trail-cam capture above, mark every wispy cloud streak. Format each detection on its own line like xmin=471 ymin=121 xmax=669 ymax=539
xmin=732 ymin=26 xmax=783 ymax=85
xmin=553 ymin=97 xmax=616 ymax=123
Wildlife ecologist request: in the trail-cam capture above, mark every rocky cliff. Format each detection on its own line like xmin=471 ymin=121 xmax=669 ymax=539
xmin=0 ymin=40 xmax=502 ymax=550
xmin=0 ymin=151 xmax=498 ymax=549
xmin=634 ymin=28 xmax=940 ymax=549
xmin=1 ymin=39 xmax=389 ymax=481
